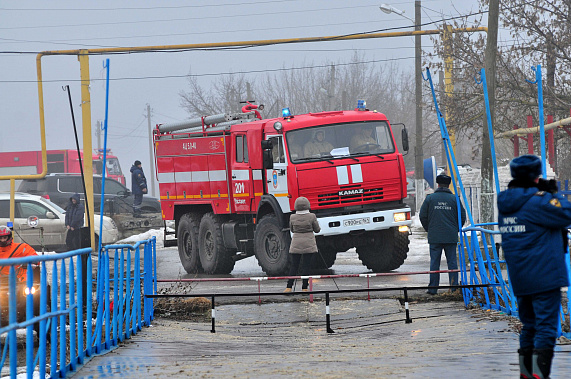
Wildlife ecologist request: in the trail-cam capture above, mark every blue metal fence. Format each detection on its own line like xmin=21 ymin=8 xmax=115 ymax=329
xmin=0 ymin=236 xmax=156 ymax=378
xmin=423 ymin=66 xmax=571 ymax=339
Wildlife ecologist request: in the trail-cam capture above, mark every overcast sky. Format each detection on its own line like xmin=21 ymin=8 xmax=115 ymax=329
xmin=0 ymin=0 xmax=486 ymax=193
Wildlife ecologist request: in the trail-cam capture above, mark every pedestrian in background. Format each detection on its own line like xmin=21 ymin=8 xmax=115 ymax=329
xmin=65 ymin=193 xmax=84 ymax=250
xmin=419 ymin=174 xmax=466 ymax=295
xmin=284 ymin=196 xmax=320 ymax=293
xmin=130 ymin=160 xmax=148 ymax=217
xmin=498 ymin=154 xmax=571 ymax=379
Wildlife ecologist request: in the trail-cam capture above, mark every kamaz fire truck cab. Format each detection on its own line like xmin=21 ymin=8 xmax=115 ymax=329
xmin=154 ymin=102 xmax=412 ymax=276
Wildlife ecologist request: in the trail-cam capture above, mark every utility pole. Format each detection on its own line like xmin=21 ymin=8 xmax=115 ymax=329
xmin=439 ymin=70 xmax=446 ymax=167
xmin=246 ymin=82 xmax=253 ymax=102
xmin=95 ymin=120 xmax=102 ymax=150
xmin=147 ymin=104 xmax=156 ymax=197
xmin=480 ymin=0 xmax=499 ymax=224
xmin=329 ymin=64 xmax=336 ymax=111
xmin=414 ymin=0 xmax=424 ymax=212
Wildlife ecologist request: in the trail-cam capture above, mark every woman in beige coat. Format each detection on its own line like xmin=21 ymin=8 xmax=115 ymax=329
xmin=284 ymin=196 xmax=321 ymax=292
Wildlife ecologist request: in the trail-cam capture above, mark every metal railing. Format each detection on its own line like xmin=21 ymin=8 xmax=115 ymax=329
xmin=0 ymin=236 xmax=156 ymax=378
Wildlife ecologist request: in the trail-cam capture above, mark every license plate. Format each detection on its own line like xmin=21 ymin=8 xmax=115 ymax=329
xmin=343 ymin=217 xmax=370 ymax=227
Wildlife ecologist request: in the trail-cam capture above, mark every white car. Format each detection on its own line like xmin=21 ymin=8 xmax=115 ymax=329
xmin=0 ymin=192 xmax=119 ymax=252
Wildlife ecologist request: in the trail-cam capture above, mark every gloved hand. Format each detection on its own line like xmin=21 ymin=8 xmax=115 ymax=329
xmin=537 ymin=178 xmax=558 ymax=194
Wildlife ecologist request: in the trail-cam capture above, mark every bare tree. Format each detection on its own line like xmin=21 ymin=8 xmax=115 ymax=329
xmin=179 ymin=53 xmax=427 ymax=169
xmin=427 ymin=1 xmax=571 ymax=179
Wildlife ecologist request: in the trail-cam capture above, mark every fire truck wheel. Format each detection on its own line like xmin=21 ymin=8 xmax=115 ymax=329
xmin=312 ymin=247 xmax=337 ymax=270
xmin=254 ymin=214 xmax=291 ymax=276
xmin=177 ymin=213 xmax=202 ymax=274
xmin=356 ymin=228 xmax=409 ymax=272
xmin=198 ymin=213 xmax=235 ymax=275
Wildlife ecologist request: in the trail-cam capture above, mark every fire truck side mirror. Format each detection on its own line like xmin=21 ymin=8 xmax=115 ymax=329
xmin=263 ymin=150 xmax=274 ymax=169
xmin=261 ymin=140 xmax=273 ymax=150
xmin=401 ymin=128 xmax=410 ymax=152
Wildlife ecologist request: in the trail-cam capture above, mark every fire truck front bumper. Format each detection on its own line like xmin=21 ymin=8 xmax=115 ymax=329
xmin=314 ymin=208 xmax=412 ymax=237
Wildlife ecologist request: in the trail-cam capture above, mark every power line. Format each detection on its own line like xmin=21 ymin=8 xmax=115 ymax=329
xmin=0 ymin=4 xmax=374 ymax=31
xmin=0 ymin=56 xmax=416 ymax=84
xmin=0 ymin=0 xmax=301 ymax=11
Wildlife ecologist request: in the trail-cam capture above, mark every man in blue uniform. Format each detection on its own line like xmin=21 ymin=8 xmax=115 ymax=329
xmin=419 ymin=174 xmax=466 ymax=295
xmin=130 ymin=160 xmax=148 ymax=217
xmin=498 ymin=154 xmax=571 ymax=379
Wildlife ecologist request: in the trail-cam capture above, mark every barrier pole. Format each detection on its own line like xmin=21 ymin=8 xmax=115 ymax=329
xmin=211 ymin=296 xmax=216 ymax=333
xmin=367 ymin=276 xmax=371 ymax=301
xmin=404 ymin=289 xmax=413 ymax=324
xmin=326 ymin=292 xmax=334 ymax=334
xmin=309 ymin=277 xmax=313 ymax=303
xmin=258 ymin=280 xmax=261 ymax=305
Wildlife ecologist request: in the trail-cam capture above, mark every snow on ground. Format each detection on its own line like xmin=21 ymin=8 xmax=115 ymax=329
xmin=115 ymin=228 xmax=163 ymax=245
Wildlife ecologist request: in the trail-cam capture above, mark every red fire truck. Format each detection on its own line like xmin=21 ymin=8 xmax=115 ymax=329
xmin=0 ymin=149 xmax=125 ymax=186
xmin=154 ymin=102 xmax=412 ymax=275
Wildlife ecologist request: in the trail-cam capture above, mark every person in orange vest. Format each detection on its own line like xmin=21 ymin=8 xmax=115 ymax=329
xmin=0 ymin=225 xmax=38 ymax=281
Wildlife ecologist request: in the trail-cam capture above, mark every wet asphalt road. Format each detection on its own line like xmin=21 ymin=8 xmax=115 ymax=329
xmin=72 ymin=228 xmax=571 ymax=377
xmin=72 ymin=299 xmax=571 ymax=378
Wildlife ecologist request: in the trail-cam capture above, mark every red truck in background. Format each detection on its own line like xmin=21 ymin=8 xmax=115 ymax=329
xmin=154 ymin=102 xmax=412 ymax=276
xmin=0 ymin=149 xmax=125 ymax=190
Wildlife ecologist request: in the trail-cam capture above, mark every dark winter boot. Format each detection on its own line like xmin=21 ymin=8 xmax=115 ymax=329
xmin=518 ymin=348 xmax=533 ymax=378
xmin=532 ymin=348 xmax=554 ymax=379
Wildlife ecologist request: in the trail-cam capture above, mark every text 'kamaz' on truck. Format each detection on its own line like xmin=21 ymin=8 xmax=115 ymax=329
xmin=154 ymin=102 xmax=412 ymax=276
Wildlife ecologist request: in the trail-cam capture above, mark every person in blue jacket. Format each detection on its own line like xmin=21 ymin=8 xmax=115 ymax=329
xmin=498 ymin=154 xmax=571 ymax=379
xmin=419 ymin=174 xmax=466 ymax=295
xmin=130 ymin=160 xmax=148 ymax=217
xmin=65 ymin=193 xmax=84 ymax=250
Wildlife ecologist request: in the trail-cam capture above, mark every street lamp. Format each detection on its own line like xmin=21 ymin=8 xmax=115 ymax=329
xmin=379 ymin=4 xmax=414 ymax=23
xmin=379 ymin=2 xmax=424 ymax=213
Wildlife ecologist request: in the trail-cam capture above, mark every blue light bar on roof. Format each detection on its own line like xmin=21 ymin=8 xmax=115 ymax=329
xmin=357 ymin=100 xmax=366 ymax=110
xmin=282 ymin=108 xmax=291 ymax=118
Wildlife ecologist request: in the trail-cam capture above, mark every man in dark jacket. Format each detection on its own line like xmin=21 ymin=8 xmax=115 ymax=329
xmin=65 ymin=193 xmax=85 ymax=250
xmin=130 ymin=160 xmax=148 ymax=217
xmin=498 ymin=154 xmax=571 ymax=379
xmin=419 ymin=174 xmax=466 ymax=295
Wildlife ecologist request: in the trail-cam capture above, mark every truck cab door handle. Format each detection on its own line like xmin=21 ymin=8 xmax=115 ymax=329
xmin=232 ymin=175 xmax=237 ymax=179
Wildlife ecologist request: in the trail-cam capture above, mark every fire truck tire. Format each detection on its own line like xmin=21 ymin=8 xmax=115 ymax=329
xmin=198 ymin=213 xmax=235 ymax=275
xmin=177 ymin=213 xmax=202 ymax=274
xmin=313 ymin=248 xmax=337 ymax=269
xmin=254 ymin=214 xmax=291 ymax=276
xmin=356 ymin=228 xmax=409 ymax=272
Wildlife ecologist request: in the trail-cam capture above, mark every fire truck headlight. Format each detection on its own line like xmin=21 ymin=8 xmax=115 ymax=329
xmin=273 ymin=121 xmax=283 ymax=132
xmin=24 ymin=286 xmax=36 ymax=296
xmin=281 ymin=108 xmax=291 ymax=118
xmin=393 ymin=212 xmax=406 ymax=222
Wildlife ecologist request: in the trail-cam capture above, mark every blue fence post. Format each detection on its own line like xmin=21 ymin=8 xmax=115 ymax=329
xmin=77 ymin=253 xmax=84 ymax=364
xmin=105 ymin=249 xmax=111 ymax=350
xmin=8 ymin=267 xmax=17 ymax=378
xmin=113 ymin=246 xmax=119 ymax=346
xmin=39 ymin=261 xmax=48 ymax=378
xmin=119 ymin=248 xmax=125 ymax=342
xmin=86 ymin=253 xmax=93 ymax=357
xmin=126 ymin=248 xmax=132 ymax=339
xmin=25 ymin=263 xmax=34 ymax=375
xmin=59 ymin=259 xmax=67 ymax=377
xmin=69 ymin=256 xmax=77 ymax=371
xmin=135 ymin=246 xmax=141 ymax=333
xmin=50 ymin=261 xmax=58 ymax=377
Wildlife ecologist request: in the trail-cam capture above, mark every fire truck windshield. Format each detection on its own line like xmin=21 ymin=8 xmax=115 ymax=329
xmin=105 ymin=158 xmax=122 ymax=175
xmin=286 ymin=121 xmax=394 ymax=163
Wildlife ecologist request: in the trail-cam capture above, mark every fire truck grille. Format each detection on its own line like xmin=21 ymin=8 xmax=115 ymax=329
xmin=317 ymin=187 xmax=385 ymax=206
